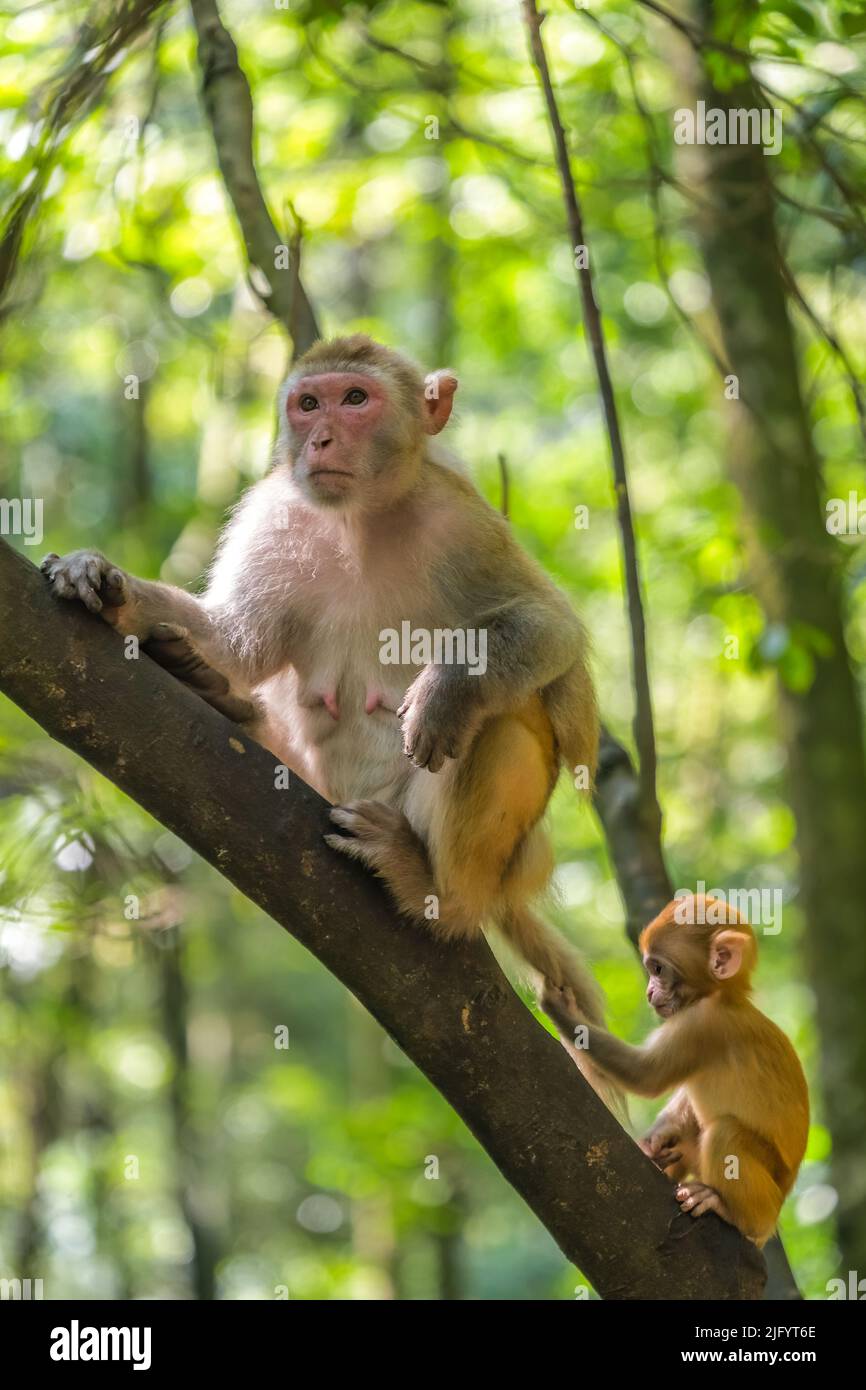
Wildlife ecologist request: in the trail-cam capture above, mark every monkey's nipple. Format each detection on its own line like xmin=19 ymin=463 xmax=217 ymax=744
xmin=364 ymin=689 xmax=398 ymax=716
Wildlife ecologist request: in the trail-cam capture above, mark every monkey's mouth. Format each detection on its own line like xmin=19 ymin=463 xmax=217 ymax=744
xmin=309 ymin=469 xmax=353 ymax=479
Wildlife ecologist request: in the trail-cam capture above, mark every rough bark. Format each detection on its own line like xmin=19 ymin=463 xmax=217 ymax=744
xmin=594 ymin=729 xmax=673 ymax=950
xmin=0 ymin=538 xmax=765 ymax=1299
xmin=686 ymin=3 xmax=866 ymax=1270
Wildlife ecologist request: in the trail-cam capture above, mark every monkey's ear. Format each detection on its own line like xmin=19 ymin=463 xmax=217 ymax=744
xmin=422 ymin=370 xmax=458 ymax=434
xmin=710 ymin=930 xmax=751 ymax=980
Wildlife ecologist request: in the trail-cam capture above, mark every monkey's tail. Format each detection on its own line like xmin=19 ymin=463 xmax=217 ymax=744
xmin=495 ymin=908 xmax=627 ymax=1119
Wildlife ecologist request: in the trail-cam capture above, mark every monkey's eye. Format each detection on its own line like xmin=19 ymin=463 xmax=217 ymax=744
xmin=299 ymin=395 xmax=319 ymax=412
xmin=343 ymin=388 xmax=368 ymax=406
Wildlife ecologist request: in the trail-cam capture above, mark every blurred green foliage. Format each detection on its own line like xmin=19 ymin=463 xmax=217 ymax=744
xmin=1 ymin=0 xmax=863 ymax=1298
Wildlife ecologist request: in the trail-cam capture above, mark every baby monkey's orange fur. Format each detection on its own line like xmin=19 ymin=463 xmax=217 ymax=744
xmin=584 ymin=895 xmax=808 ymax=1246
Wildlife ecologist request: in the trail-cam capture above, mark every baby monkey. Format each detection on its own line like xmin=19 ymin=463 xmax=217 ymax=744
xmin=579 ymin=895 xmax=808 ymax=1246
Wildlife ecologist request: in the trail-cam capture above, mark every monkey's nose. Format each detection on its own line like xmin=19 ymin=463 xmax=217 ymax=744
xmin=311 ymin=434 xmax=333 ymax=451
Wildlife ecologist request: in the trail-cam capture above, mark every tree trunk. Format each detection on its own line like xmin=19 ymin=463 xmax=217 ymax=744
xmin=153 ymin=928 xmax=222 ymax=1301
xmin=0 ymin=537 xmax=765 ymax=1299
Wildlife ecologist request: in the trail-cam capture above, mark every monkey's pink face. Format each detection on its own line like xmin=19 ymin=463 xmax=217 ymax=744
xmin=285 ymin=372 xmax=391 ymax=506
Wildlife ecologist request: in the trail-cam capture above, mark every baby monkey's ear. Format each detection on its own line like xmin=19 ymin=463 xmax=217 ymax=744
xmin=709 ymin=929 xmax=751 ymax=980
xmin=422 ymin=370 xmax=459 ymax=434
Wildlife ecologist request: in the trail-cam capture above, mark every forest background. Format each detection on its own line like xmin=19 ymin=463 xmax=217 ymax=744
xmin=1 ymin=0 xmax=864 ymax=1300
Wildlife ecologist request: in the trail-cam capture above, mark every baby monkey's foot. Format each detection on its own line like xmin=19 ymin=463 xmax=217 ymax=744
xmin=676 ymin=1182 xmax=730 ymax=1222
xmin=325 ymin=800 xmax=411 ymax=874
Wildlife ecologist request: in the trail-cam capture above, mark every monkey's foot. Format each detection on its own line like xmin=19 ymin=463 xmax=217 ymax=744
xmin=676 ymin=1182 xmax=730 ymax=1222
xmin=142 ymin=624 xmax=257 ymax=724
xmin=325 ymin=800 xmax=411 ymax=873
xmin=641 ymin=1128 xmax=684 ymax=1171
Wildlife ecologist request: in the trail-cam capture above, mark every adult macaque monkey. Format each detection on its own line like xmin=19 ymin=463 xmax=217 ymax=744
xmin=43 ymin=335 xmax=603 ymax=1031
xmin=578 ymin=895 xmax=808 ymax=1246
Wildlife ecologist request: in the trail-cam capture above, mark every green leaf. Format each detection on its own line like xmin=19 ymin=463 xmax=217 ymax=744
xmin=841 ymin=13 xmax=866 ymax=38
xmin=772 ymin=2 xmax=820 ymax=37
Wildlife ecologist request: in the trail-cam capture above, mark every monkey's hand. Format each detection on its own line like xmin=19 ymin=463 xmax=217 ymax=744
xmin=42 ymin=549 xmax=129 ymax=621
xmin=43 ymin=553 xmax=257 ymax=724
xmin=397 ymin=669 xmax=475 ymax=773
xmin=676 ymin=1181 xmax=731 ymax=1224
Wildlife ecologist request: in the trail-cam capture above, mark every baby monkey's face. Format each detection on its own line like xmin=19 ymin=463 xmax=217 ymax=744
xmin=642 ymin=946 xmax=702 ymax=1017
xmin=644 ymin=953 xmax=679 ymax=1016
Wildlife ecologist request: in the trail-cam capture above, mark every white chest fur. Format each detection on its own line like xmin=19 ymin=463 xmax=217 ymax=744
xmin=256 ymin=543 xmax=440 ymax=804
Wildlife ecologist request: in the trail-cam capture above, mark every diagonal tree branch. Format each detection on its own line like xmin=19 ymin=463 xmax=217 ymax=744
xmin=522 ymin=0 xmax=661 ymax=842
xmin=0 ymin=538 xmax=765 ymax=1300
xmin=188 ymin=0 xmax=320 ymax=357
xmin=594 ymin=728 xmax=672 ymax=949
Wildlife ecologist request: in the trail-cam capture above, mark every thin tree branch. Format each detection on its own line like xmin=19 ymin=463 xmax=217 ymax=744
xmin=521 ymin=1 xmax=661 ymax=835
xmin=188 ymin=0 xmax=320 ymax=357
xmin=778 ymin=258 xmax=866 ymax=450
xmin=497 ymin=452 xmax=510 ymax=520
xmin=636 ymin=0 xmax=866 ymax=241
xmin=533 ymin=5 xmax=801 ymax=1298
xmin=574 ymin=4 xmax=731 ymax=380
xmin=638 ymin=0 xmax=866 ymax=114
xmin=0 ymin=0 xmax=171 ymax=317
xmin=575 ymin=4 xmax=863 ymax=451
xmin=593 ymin=729 xmax=672 ymax=949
